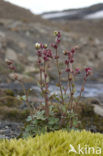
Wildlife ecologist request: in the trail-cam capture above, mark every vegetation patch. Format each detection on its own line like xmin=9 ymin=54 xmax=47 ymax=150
xmin=0 ymin=130 xmax=103 ymax=156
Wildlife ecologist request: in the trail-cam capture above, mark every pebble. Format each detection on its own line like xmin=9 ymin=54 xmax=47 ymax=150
xmin=0 ymin=120 xmax=23 ymax=139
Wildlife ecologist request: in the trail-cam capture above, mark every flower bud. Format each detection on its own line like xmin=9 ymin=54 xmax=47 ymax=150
xmin=54 ymin=31 xmax=58 ymax=36
xmin=63 ymin=50 xmax=68 ymax=55
xmin=75 ymin=68 xmax=80 ymax=74
xmin=65 ymin=60 xmax=69 ymax=65
xmin=35 ymin=42 xmax=41 ymax=50
xmin=71 ymin=48 xmax=75 ymax=54
xmin=51 ymin=43 xmax=57 ymax=49
xmin=43 ymin=44 xmax=48 ymax=49
xmin=70 ymin=59 xmax=74 ymax=63
xmin=65 ymin=68 xmax=70 ymax=72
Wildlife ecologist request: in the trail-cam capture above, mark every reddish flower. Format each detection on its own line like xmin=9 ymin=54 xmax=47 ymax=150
xmin=57 ymin=32 xmax=61 ymax=38
xmin=47 ymin=49 xmax=53 ymax=58
xmin=68 ymin=52 xmax=72 ymax=59
xmin=85 ymin=67 xmax=92 ymax=76
xmin=56 ymin=38 xmax=61 ymax=44
xmin=43 ymin=56 xmax=49 ymax=62
xmin=71 ymin=48 xmax=75 ymax=54
xmin=40 ymin=43 xmax=44 ymax=49
xmin=37 ymin=50 xmax=42 ymax=57
xmin=70 ymin=59 xmax=74 ymax=63
xmin=65 ymin=60 xmax=69 ymax=65
xmin=75 ymin=68 xmax=80 ymax=74
xmin=65 ymin=68 xmax=70 ymax=72
xmin=51 ymin=43 xmax=58 ymax=49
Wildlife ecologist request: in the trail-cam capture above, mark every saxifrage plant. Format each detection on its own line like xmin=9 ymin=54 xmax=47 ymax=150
xmin=6 ymin=31 xmax=92 ymax=137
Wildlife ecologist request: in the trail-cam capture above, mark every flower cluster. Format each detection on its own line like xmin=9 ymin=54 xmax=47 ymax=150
xmin=64 ymin=48 xmax=76 ymax=73
xmin=51 ymin=31 xmax=61 ymax=50
xmin=35 ymin=43 xmax=53 ymax=63
xmin=84 ymin=67 xmax=92 ymax=80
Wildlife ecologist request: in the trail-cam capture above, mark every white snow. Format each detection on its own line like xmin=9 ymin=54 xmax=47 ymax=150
xmin=85 ymin=10 xmax=103 ymax=19
xmin=42 ymin=11 xmax=77 ymax=19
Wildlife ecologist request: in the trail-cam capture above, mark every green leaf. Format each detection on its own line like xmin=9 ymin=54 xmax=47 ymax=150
xmin=26 ymin=116 xmax=32 ymax=122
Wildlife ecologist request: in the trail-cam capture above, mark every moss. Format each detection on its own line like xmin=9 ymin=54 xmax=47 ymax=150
xmin=0 ymin=130 xmax=103 ymax=155
xmin=0 ymin=96 xmax=21 ymax=107
xmin=4 ymin=89 xmax=15 ymax=96
xmin=79 ymin=101 xmax=103 ymax=133
xmin=0 ymin=106 xmax=29 ymax=121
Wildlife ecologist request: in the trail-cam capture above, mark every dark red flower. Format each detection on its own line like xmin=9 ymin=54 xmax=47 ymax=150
xmin=65 ymin=60 xmax=69 ymax=65
xmin=85 ymin=67 xmax=92 ymax=76
xmin=43 ymin=56 xmax=49 ymax=62
xmin=51 ymin=43 xmax=58 ymax=49
xmin=70 ymin=59 xmax=74 ymax=63
xmin=65 ymin=68 xmax=70 ymax=72
xmin=71 ymin=48 xmax=75 ymax=54
xmin=37 ymin=50 xmax=42 ymax=57
xmin=75 ymin=68 xmax=80 ymax=74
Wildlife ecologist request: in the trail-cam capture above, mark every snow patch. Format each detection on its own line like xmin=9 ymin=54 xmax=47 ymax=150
xmin=42 ymin=11 xmax=77 ymax=19
xmin=85 ymin=10 xmax=103 ymax=19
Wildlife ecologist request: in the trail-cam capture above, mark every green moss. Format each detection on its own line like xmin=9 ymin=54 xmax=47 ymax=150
xmin=79 ymin=102 xmax=103 ymax=133
xmin=4 ymin=89 xmax=15 ymax=96
xmin=4 ymin=109 xmax=29 ymax=121
xmin=0 ymin=96 xmax=21 ymax=107
xmin=0 ymin=107 xmax=29 ymax=121
xmin=0 ymin=130 xmax=103 ymax=156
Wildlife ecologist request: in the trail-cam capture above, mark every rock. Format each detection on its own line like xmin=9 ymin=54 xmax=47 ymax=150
xmin=87 ymin=97 xmax=100 ymax=105
xmin=5 ymin=48 xmax=18 ymax=62
xmin=0 ymin=120 xmax=23 ymax=139
xmin=93 ymin=105 xmax=103 ymax=117
xmin=18 ymin=42 xmax=26 ymax=49
xmin=9 ymin=73 xmax=34 ymax=83
xmin=35 ymin=73 xmax=49 ymax=82
xmin=27 ymin=56 xmax=36 ymax=62
xmin=98 ymin=51 xmax=103 ymax=60
xmin=0 ymin=31 xmax=5 ymax=38
xmin=25 ymin=65 xmax=39 ymax=73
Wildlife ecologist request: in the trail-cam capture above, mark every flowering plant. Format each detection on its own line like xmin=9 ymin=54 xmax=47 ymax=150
xmin=6 ymin=31 xmax=92 ymax=137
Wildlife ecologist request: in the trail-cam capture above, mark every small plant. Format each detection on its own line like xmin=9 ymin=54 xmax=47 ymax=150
xmin=6 ymin=31 xmax=92 ymax=137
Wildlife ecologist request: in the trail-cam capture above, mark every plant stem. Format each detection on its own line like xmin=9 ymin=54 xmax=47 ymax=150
xmin=76 ymin=78 xmax=86 ymax=107
xmin=43 ymin=61 xmax=49 ymax=117
xmin=20 ymin=81 xmax=34 ymax=118
xmin=55 ymin=49 xmax=64 ymax=105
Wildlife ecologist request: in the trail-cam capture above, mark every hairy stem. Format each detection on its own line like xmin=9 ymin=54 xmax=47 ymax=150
xmin=55 ymin=49 xmax=64 ymax=105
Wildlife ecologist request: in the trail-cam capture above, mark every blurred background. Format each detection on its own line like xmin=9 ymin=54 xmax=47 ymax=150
xmin=0 ymin=0 xmax=103 ymax=138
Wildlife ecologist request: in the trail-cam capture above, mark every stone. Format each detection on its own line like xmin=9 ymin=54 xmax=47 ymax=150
xmin=94 ymin=105 xmax=103 ymax=117
xmin=98 ymin=51 xmax=103 ymax=60
xmin=9 ymin=73 xmax=34 ymax=83
xmin=18 ymin=42 xmax=26 ymax=49
xmin=5 ymin=48 xmax=18 ymax=62
xmin=25 ymin=66 xmax=39 ymax=73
